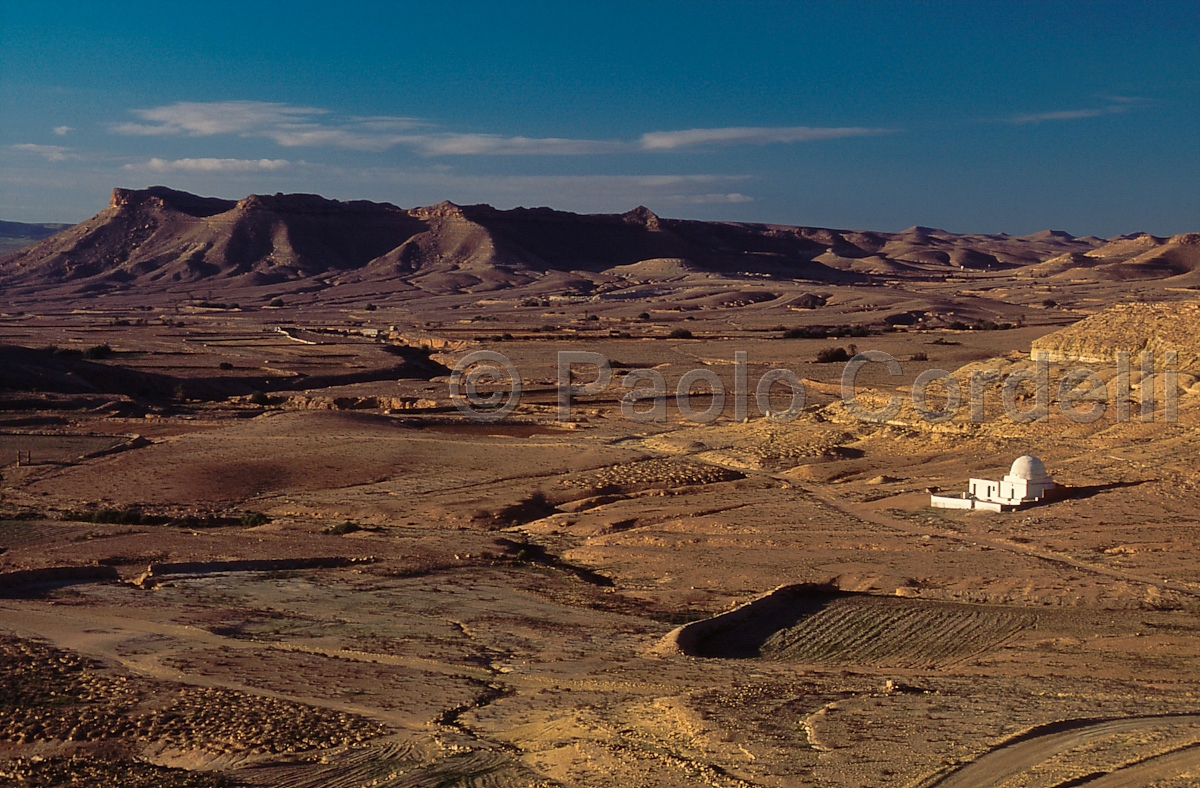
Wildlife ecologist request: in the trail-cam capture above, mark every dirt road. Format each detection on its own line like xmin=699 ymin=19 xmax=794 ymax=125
xmin=922 ymin=715 xmax=1200 ymax=788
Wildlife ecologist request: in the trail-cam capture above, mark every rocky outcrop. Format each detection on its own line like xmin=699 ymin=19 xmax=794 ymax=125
xmin=282 ymin=395 xmax=439 ymax=411
xmin=1030 ymin=301 xmax=1200 ymax=371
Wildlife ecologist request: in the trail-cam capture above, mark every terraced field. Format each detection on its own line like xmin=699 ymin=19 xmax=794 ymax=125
xmin=688 ymin=590 xmax=1035 ymax=669
xmin=759 ymin=597 xmax=1034 ymax=667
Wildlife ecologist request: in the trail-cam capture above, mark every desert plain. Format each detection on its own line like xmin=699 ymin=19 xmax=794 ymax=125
xmin=1 ymin=188 xmax=1200 ymax=786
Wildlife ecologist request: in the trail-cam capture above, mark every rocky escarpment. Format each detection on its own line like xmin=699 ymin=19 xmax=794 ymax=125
xmin=1030 ymin=301 xmax=1200 ymax=371
xmin=0 ymin=186 xmax=1134 ymax=302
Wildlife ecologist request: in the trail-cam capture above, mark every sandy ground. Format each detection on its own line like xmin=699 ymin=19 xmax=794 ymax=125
xmin=2 ymin=272 xmax=1200 ymax=786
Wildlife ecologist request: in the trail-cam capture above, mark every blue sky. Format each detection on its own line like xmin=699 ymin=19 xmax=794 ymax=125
xmin=1 ymin=1 xmax=1196 ymax=235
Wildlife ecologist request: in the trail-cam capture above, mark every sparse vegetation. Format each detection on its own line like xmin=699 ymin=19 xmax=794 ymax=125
xmin=947 ymin=319 xmax=1013 ymax=331
xmin=62 ymin=507 xmax=250 ymax=528
xmin=66 ymin=506 xmax=154 ymax=525
xmin=783 ymin=324 xmax=871 ymax=339
xmin=815 ymin=347 xmax=851 ymax=363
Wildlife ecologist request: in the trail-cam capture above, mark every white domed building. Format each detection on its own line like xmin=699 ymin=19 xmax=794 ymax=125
xmin=930 ymin=455 xmax=1058 ymax=512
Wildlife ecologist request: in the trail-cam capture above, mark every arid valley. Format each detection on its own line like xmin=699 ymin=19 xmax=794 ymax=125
xmin=0 ymin=186 xmax=1198 ymax=786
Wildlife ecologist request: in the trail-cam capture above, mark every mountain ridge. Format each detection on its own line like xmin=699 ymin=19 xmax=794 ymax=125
xmin=2 ymin=186 xmax=1196 ymax=303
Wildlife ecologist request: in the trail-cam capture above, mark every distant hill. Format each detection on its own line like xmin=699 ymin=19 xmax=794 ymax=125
xmin=3 ymin=185 xmax=1182 ymax=303
xmin=0 ymin=219 xmax=74 ymax=255
xmin=1022 ymin=233 xmax=1200 ymax=283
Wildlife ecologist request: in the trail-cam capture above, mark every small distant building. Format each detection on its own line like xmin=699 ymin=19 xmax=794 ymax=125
xmin=930 ymin=455 xmax=1058 ymax=512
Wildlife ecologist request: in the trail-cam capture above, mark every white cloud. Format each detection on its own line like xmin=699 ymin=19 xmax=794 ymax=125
xmin=112 ymin=100 xmax=429 ymax=151
xmin=113 ymin=100 xmax=329 ymax=136
xmin=264 ymin=128 xmax=405 ymax=151
xmin=52 ymin=126 xmax=72 ymax=136
xmin=113 ymin=101 xmax=620 ymax=155
xmin=11 ymin=143 xmax=79 ymax=162
xmin=111 ymin=101 xmax=891 ymax=157
xmin=638 ymin=126 xmax=892 ymax=150
xmin=345 ymin=169 xmax=758 ymax=213
xmin=127 ymin=157 xmax=292 ymax=173
xmin=112 ymin=100 xmax=427 ymax=153
xmin=1008 ymin=98 xmax=1140 ymax=125
xmin=669 ymin=192 xmax=755 ymax=205
xmin=411 ymin=133 xmax=625 ymax=156
xmin=372 ymin=171 xmax=751 ymax=194
xmin=1009 ymin=108 xmax=1113 ymax=124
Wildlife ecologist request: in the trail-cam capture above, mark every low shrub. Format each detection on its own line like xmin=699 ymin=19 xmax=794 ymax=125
xmin=782 ymin=324 xmax=872 ymax=339
xmin=815 ymin=347 xmax=851 ymax=363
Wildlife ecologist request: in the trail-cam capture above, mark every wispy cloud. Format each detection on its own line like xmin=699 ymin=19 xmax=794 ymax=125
xmin=113 ymin=101 xmax=427 ymax=152
xmin=111 ymin=101 xmax=889 ymax=157
xmin=671 ymin=192 xmax=754 ymax=204
xmin=412 ymin=133 xmax=624 ymax=156
xmin=52 ymin=126 xmax=72 ymax=136
xmin=342 ymin=169 xmax=759 ymax=213
xmin=114 ymin=101 xmax=329 ymax=136
xmin=113 ymin=102 xmax=619 ymax=154
xmin=638 ymin=126 xmax=892 ymax=150
xmin=1008 ymin=97 xmax=1142 ymax=125
xmin=11 ymin=143 xmax=80 ymax=162
xmin=126 ymin=157 xmax=293 ymax=173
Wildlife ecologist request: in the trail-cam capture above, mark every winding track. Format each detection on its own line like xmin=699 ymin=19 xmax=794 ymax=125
xmin=1068 ymin=741 xmax=1200 ymax=787
xmin=919 ymin=715 xmax=1200 ymax=788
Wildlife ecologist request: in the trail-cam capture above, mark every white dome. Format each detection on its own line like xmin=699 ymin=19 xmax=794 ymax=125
xmin=1008 ymin=455 xmax=1048 ymax=481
